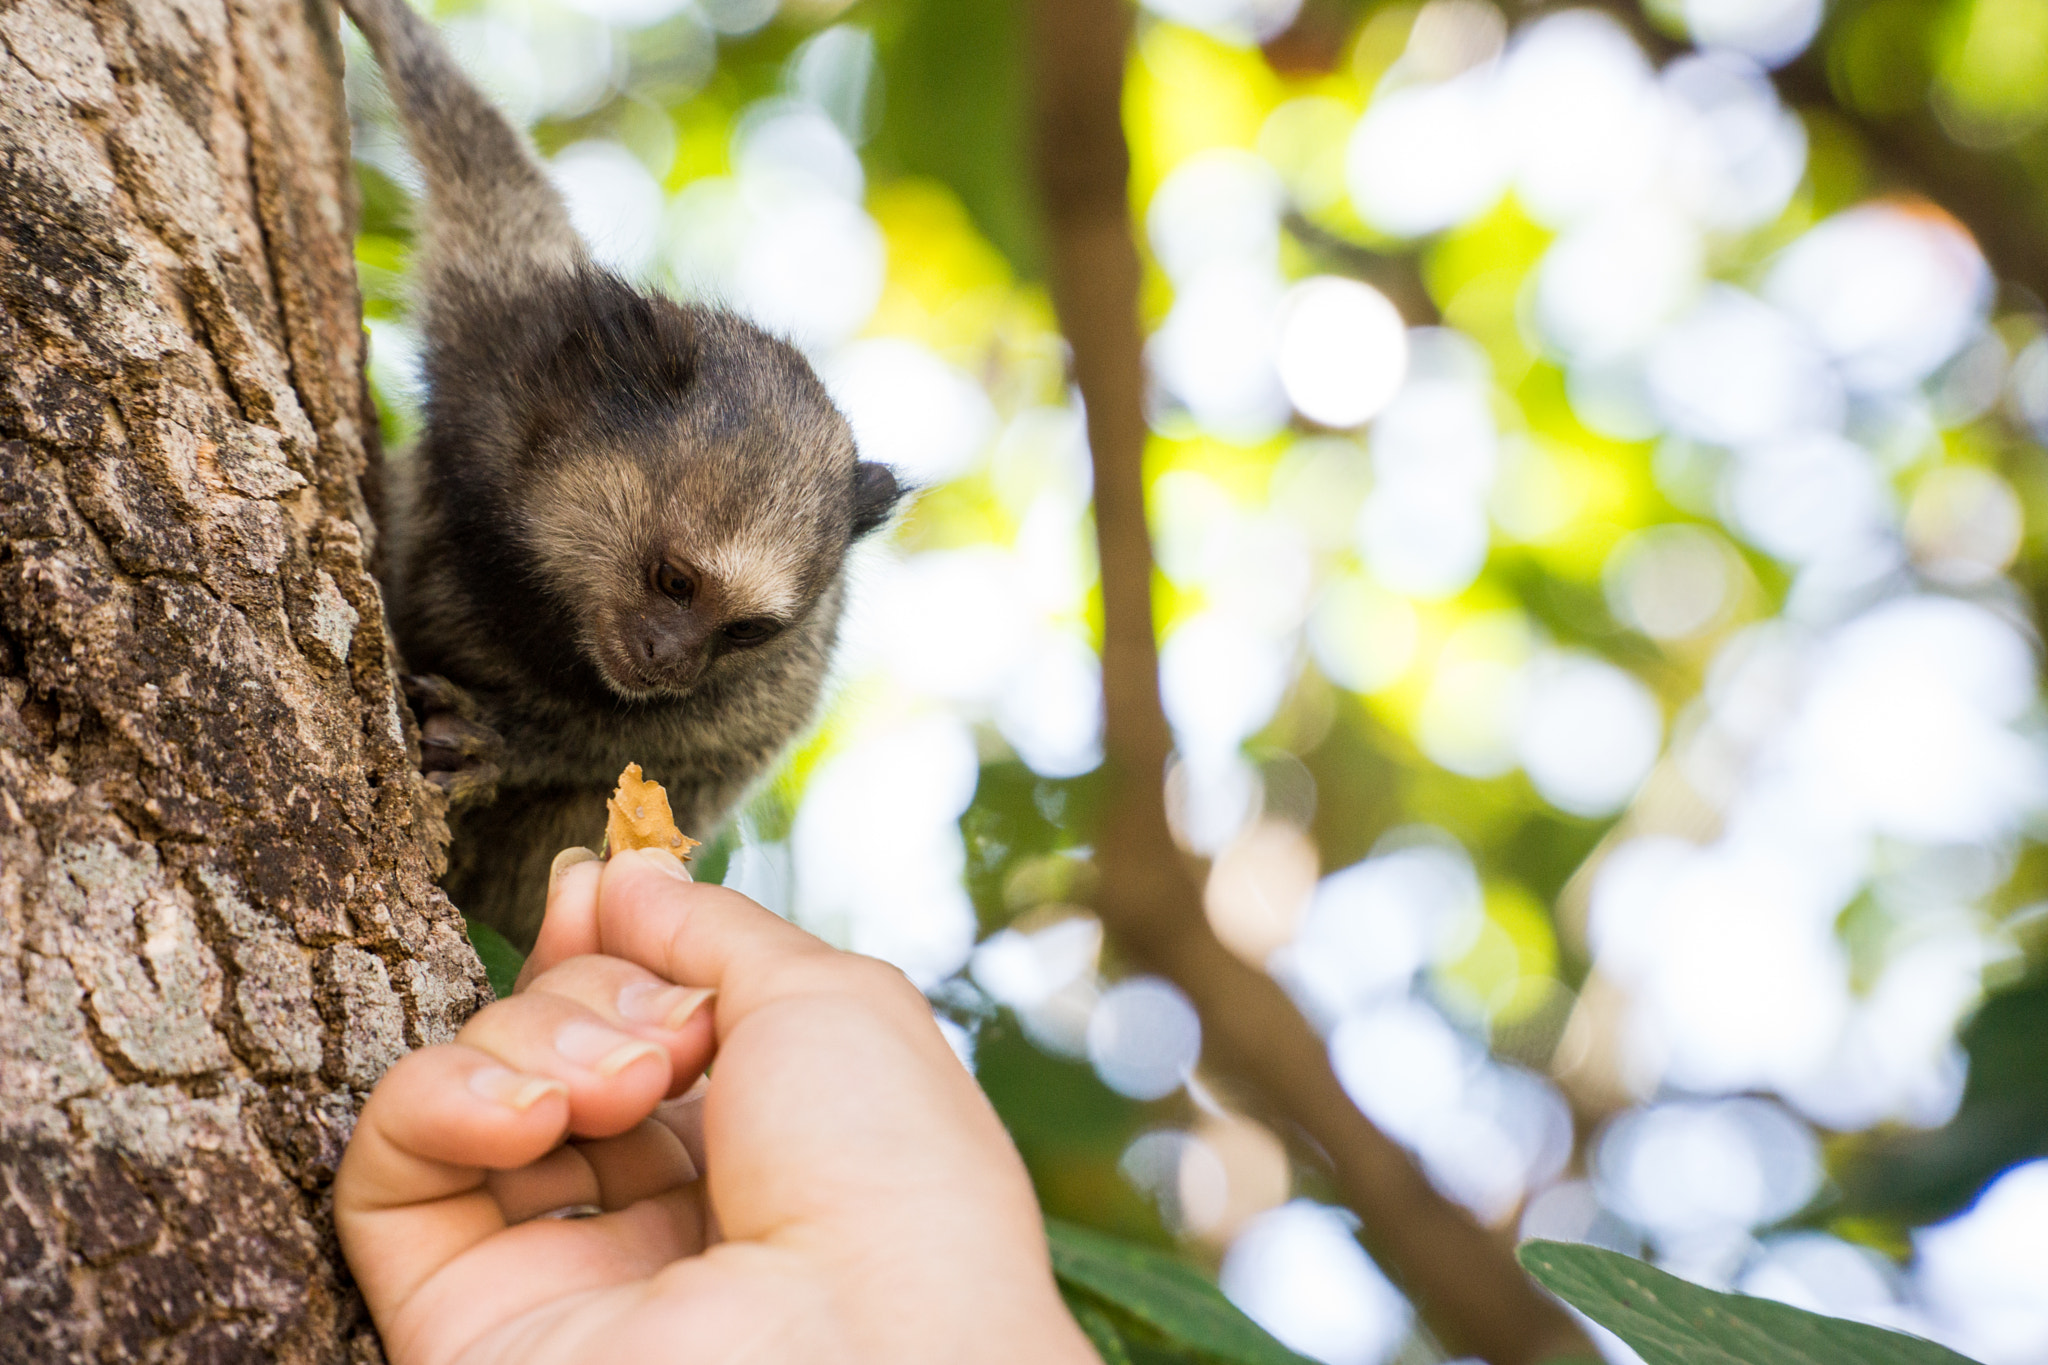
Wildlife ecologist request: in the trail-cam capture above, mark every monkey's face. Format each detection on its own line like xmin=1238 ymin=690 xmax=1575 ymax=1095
xmin=592 ymin=536 xmax=808 ymax=698
xmin=506 ymin=300 xmax=902 ymax=700
xmin=521 ymin=451 xmax=845 ymax=701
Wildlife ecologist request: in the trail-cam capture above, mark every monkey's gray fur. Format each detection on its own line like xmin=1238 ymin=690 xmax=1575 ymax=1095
xmin=342 ymin=0 xmax=901 ymax=948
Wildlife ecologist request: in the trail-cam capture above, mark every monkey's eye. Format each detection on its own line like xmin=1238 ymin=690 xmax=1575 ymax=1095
xmin=652 ymin=562 xmax=695 ymax=604
xmin=723 ymin=618 xmax=780 ymax=647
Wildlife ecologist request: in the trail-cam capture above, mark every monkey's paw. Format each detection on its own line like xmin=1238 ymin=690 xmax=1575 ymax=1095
xmin=402 ymin=674 xmax=504 ymax=809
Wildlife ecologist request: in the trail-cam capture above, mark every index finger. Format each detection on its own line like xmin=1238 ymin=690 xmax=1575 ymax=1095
xmin=593 ymin=850 xmax=854 ymax=1017
xmin=519 ymin=848 xmax=606 ymax=985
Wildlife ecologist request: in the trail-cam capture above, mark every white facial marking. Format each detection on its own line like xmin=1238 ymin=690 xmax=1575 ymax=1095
xmin=701 ymin=527 xmax=807 ymax=619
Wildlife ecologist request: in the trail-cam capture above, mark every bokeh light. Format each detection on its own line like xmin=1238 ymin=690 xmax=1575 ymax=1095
xmin=1682 ymin=0 xmax=1823 ymax=68
xmin=1275 ymin=278 xmax=1409 ymax=428
xmin=1595 ymin=1098 xmax=1821 ymax=1246
xmin=1088 ymin=976 xmax=1204 ymax=1100
xmin=1916 ymin=1161 xmax=2048 ymax=1364
xmin=1603 ymin=523 xmax=1738 ymax=641
xmin=1515 ymin=653 xmax=1663 ymax=818
xmin=1222 ymin=1202 xmax=1414 ymax=1365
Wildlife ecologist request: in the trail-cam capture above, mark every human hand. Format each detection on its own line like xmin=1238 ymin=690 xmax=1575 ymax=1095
xmin=335 ymin=848 xmax=1096 ymax=1364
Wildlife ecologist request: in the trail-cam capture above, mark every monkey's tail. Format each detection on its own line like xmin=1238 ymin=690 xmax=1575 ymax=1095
xmin=338 ymin=0 xmax=585 ymax=291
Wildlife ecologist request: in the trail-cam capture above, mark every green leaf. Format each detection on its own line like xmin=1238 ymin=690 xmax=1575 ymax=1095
xmin=1046 ymin=1219 xmax=1314 ymax=1365
xmin=691 ymin=824 xmax=737 ymax=886
xmin=1518 ymin=1241 xmax=1982 ymax=1365
xmin=1063 ymin=1288 xmax=1138 ymax=1365
xmin=465 ymin=917 xmax=526 ymax=1000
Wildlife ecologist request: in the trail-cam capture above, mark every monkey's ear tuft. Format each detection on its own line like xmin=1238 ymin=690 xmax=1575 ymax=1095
xmin=849 ymin=462 xmax=904 ymax=538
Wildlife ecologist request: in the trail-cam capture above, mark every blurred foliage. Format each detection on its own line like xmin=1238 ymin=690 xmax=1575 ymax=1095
xmin=963 ymin=764 xmax=1111 ymax=946
xmin=1825 ymin=968 xmax=2048 ymax=1230
xmin=865 ymin=0 xmax=1039 ymax=273
xmin=980 ymin=1017 xmax=1170 ymax=1237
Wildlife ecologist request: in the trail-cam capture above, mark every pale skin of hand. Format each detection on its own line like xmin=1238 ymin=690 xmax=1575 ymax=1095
xmin=334 ymin=848 xmax=1099 ymax=1365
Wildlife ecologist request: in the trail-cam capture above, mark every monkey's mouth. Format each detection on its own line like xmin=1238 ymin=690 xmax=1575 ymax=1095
xmin=590 ymin=630 xmax=703 ymax=702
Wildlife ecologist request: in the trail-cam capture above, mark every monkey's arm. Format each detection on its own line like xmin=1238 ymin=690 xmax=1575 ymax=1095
xmin=337 ymin=0 xmax=584 ymax=301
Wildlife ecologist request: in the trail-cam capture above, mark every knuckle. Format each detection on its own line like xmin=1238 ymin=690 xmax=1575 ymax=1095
xmin=453 ymin=988 xmax=555 ymax=1042
xmin=837 ymin=953 xmax=924 ymax=1008
xmin=519 ymin=953 xmax=605 ymax=998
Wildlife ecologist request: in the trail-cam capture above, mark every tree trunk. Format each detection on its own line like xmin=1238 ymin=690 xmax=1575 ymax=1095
xmin=0 ymin=0 xmax=488 ymax=1359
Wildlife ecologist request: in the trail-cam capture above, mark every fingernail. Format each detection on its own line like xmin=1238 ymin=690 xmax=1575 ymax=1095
xmin=549 ymin=846 xmax=600 ymax=887
xmin=555 ymin=1020 xmax=665 ymax=1077
xmin=618 ymin=983 xmax=715 ymax=1031
xmin=469 ymin=1066 xmax=566 ymax=1111
xmin=627 ymin=847 xmax=692 ymax=882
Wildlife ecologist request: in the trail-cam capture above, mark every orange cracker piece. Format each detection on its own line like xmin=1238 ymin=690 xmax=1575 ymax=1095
xmin=605 ymin=763 xmax=702 ymax=861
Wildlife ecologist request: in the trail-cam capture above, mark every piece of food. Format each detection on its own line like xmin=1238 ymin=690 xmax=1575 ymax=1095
xmin=605 ymin=763 xmax=701 ymax=861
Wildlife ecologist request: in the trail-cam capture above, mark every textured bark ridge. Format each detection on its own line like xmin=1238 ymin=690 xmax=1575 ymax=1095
xmin=0 ymin=0 xmax=490 ymax=1359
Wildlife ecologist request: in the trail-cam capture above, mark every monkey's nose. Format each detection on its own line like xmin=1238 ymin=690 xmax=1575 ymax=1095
xmin=639 ymin=621 xmax=705 ymax=678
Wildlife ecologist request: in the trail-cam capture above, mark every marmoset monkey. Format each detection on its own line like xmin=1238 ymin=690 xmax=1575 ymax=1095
xmin=341 ymin=0 xmax=901 ymax=948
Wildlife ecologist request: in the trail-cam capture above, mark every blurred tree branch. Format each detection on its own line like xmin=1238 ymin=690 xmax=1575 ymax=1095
xmin=1772 ymin=55 xmax=2048 ymax=307
xmin=1025 ymin=1 xmax=1597 ymax=1360
xmin=1282 ymin=211 xmax=1443 ymax=324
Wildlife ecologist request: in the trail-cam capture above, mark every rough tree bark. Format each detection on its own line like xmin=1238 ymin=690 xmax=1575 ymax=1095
xmin=0 ymin=0 xmax=489 ymax=1359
